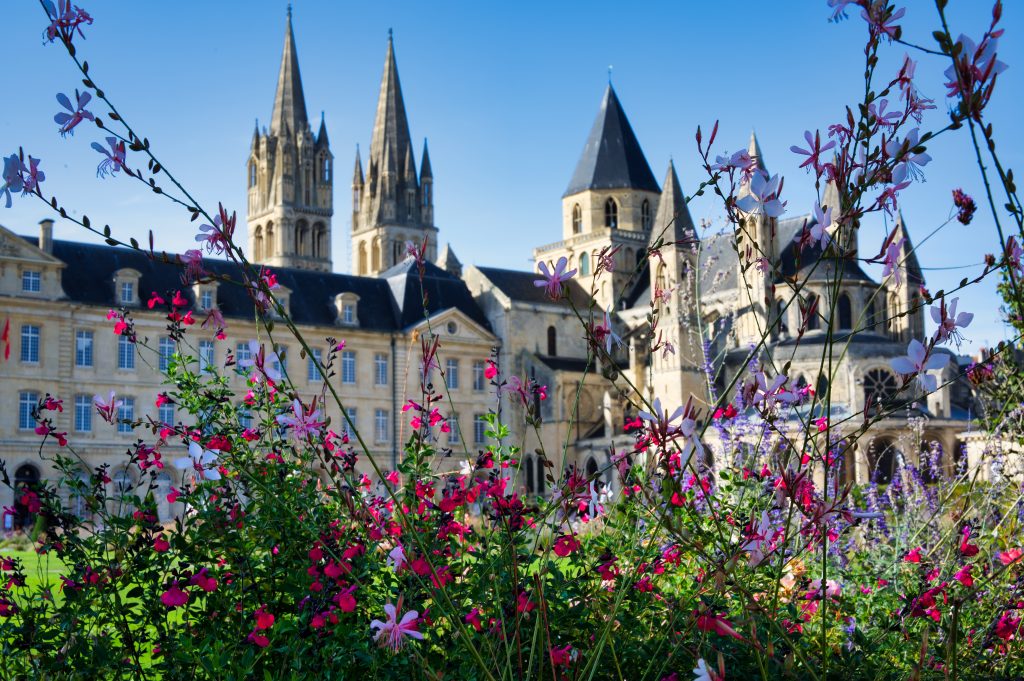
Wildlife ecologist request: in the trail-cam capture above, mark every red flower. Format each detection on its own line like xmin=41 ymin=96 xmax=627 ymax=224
xmin=189 ymin=568 xmax=217 ymax=593
xmin=254 ymin=607 xmax=275 ymax=630
xmin=153 ymin=536 xmax=170 ymax=553
xmin=161 ymin=584 xmax=189 ymax=608
xmin=553 ymin=535 xmax=581 ymax=557
xmin=904 ymin=547 xmax=923 ymax=563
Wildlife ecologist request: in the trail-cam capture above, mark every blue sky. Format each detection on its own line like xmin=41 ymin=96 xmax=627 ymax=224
xmin=2 ymin=1 xmax=1021 ymax=349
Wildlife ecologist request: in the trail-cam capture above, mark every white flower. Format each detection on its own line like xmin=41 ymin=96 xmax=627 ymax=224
xmin=890 ymin=339 xmax=947 ymax=393
xmin=930 ymin=297 xmax=973 ymax=347
xmin=173 ymin=440 xmax=221 ymax=481
xmin=736 ymin=169 xmax=786 ymax=218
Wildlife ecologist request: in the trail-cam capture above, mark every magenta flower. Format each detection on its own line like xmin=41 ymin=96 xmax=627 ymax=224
xmin=91 ymin=136 xmax=127 ymax=178
xmin=160 ymin=583 xmax=189 ymax=608
xmin=740 ymin=511 xmax=777 ymax=567
xmin=710 ymin=149 xmax=754 ymax=177
xmin=93 ymin=390 xmax=122 ymax=424
xmin=736 ymin=170 xmax=786 ymax=218
xmin=790 ymin=130 xmax=835 ymax=177
xmin=861 ymin=2 xmax=905 ymax=42
xmin=534 ymin=256 xmax=576 ymax=300
xmin=943 ymin=33 xmax=1008 ymax=103
xmin=195 ymin=203 xmax=237 ymax=255
xmin=54 ymin=90 xmax=94 ymax=137
xmin=930 ymin=297 xmax=973 ymax=347
xmin=179 ymin=249 xmax=206 ymax=284
xmin=751 ymin=372 xmax=798 ymax=411
xmin=891 ymin=339 xmax=947 ymax=393
xmin=370 ymin=598 xmax=424 ymax=651
xmin=826 ymin=0 xmax=857 ymax=23
xmin=238 ymin=340 xmax=282 ymax=384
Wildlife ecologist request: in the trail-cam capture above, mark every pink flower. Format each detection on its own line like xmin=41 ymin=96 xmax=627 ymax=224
xmin=930 ymin=297 xmax=973 ymax=347
xmin=953 ymin=564 xmax=974 ymax=587
xmin=387 ymin=545 xmax=407 ymax=573
xmin=905 ymin=547 xmax=923 ymax=563
xmin=54 ymin=90 xmax=94 ymax=137
xmin=195 ymin=203 xmax=237 ymax=255
xmin=534 ymin=257 xmax=576 ymax=300
xmin=180 ymin=249 xmax=206 ymax=284
xmin=189 ymin=568 xmax=217 ymax=593
xmin=161 ymin=583 xmax=189 ymax=608
xmin=91 ymin=137 xmax=127 ymax=178
xmin=484 ymin=360 xmax=497 ymax=380
xmin=861 ymin=2 xmax=905 ymax=42
xmin=736 ymin=169 xmax=786 ymax=218
xmin=885 ymin=128 xmax=931 ymax=183
xmin=254 ymin=607 xmax=275 ymax=630
xmin=153 ymin=535 xmax=170 ymax=553
xmin=891 ymin=339 xmax=947 ymax=393
xmin=276 ymin=398 xmax=324 ymax=443
xmin=370 ymin=598 xmax=424 ymax=651
xmin=881 ymin=236 xmax=906 ymax=288
xmin=995 ymin=613 xmax=1021 ymax=642
xmin=999 ymin=548 xmax=1023 ymax=566
xmin=695 ymin=611 xmax=742 ymax=640
xmin=43 ymin=0 xmax=93 ymax=44
xmin=237 ymin=340 xmax=281 ymax=384
xmin=790 ymin=129 xmax=835 ymax=177
xmin=553 ymin=535 xmax=581 ymax=557
xmin=202 ymin=308 xmax=227 ymax=340
xmin=94 ymin=391 xmax=123 ymax=424
xmin=550 ymin=644 xmax=573 ymax=667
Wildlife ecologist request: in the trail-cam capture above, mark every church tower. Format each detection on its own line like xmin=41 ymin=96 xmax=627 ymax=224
xmin=352 ymin=33 xmax=437 ymax=276
xmin=247 ymin=7 xmax=334 ymax=272
xmin=535 ymin=84 xmax=661 ymax=311
xmin=886 ymin=212 xmax=926 ymax=342
xmin=733 ymin=131 xmax=776 ymax=346
xmin=647 ymin=161 xmax=707 ymax=408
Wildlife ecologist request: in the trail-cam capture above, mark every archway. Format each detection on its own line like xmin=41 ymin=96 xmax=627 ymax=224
xmin=13 ymin=463 xmax=41 ymax=530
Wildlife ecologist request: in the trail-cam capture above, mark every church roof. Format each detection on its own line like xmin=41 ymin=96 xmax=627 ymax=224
xmin=475 ymin=266 xmax=592 ymax=307
xmin=18 ymin=236 xmax=489 ymax=334
xmin=564 ymin=85 xmax=660 ymax=197
xmin=651 ymin=160 xmax=698 ymax=246
xmin=369 ymin=33 xmax=415 ymax=185
xmin=270 ymin=7 xmax=309 ymax=137
xmin=894 ymin=211 xmax=925 ymax=287
xmin=436 ymin=242 xmax=461 ymax=273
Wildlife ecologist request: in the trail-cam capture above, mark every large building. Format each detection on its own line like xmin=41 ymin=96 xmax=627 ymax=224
xmin=0 ymin=11 xmax=975 ymax=528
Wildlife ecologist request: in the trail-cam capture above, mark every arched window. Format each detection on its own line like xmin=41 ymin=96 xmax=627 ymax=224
xmin=371 ymin=238 xmax=381 ymax=272
xmin=816 ymin=373 xmax=830 ymax=399
xmin=604 ymin=198 xmax=618 ymax=229
xmin=295 ymin=220 xmax=309 ymax=257
xmin=253 ymin=226 xmax=263 ymax=261
xmin=806 ymin=294 xmax=821 ymax=330
xmin=547 ymin=326 xmax=557 ymax=356
xmin=393 ymin=239 xmax=403 ymax=266
xmin=641 ymin=199 xmax=651 ymax=230
xmin=535 ymin=456 xmax=546 ymax=495
xmin=358 ymin=242 xmax=368 ymax=275
xmin=866 ymin=297 xmax=878 ymax=330
xmin=572 ymin=204 xmax=582 ymax=234
xmin=249 ymin=163 xmax=257 ymax=188
xmin=321 ymin=156 xmax=331 ymax=183
xmin=313 ymin=223 xmax=326 ymax=259
xmin=525 ymin=454 xmax=535 ymax=494
xmin=870 ymin=438 xmax=899 ymax=484
xmin=838 ymin=293 xmax=853 ymax=330
xmin=265 ymin=222 xmax=275 ymax=258
xmin=14 ymin=464 xmax=40 ymax=529
xmin=585 ymin=457 xmax=599 ymax=479
xmin=775 ymin=298 xmax=787 ymax=334
xmin=353 ymin=187 xmax=361 ymax=213
xmin=863 ymin=368 xmax=899 ymax=415
xmin=580 ymin=252 xmax=590 ymax=276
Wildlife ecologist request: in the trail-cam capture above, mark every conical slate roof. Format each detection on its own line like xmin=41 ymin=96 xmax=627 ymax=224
xmin=748 ymin=130 xmax=768 ymax=175
xmin=420 ymin=139 xmax=432 ymax=181
xmin=894 ymin=211 xmax=925 ymax=287
xmin=564 ymin=85 xmax=659 ymax=197
xmin=369 ymin=33 xmax=414 ymax=182
xmin=651 ymin=161 xmax=697 ymax=246
xmin=270 ymin=7 xmax=309 ymax=136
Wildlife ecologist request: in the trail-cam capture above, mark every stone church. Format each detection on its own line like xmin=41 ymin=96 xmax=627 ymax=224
xmin=0 ymin=10 xmax=975 ymax=526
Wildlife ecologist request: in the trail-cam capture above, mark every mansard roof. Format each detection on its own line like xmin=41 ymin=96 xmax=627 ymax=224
xmin=18 ymin=236 xmax=489 ymax=334
xmin=270 ymin=7 xmax=309 ymax=137
xmin=564 ymin=85 xmax=660 ymax=197
xmin=475 ymin=265 xmax=593 ymax=307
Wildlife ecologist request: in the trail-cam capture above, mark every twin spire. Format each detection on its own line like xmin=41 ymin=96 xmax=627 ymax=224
xmin=270 ymin=6 xmax=308 ymax=137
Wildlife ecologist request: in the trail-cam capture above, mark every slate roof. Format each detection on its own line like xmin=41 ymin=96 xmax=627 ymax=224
xmin=564 ymin=85 xmax=660 ymax=197
xmin=535 ymin=355 xmax=591 ymax=373
xmin=651 ymin=161 xmax=698 ymax=246
xmin=20 ymin=236 xmax=488 ymax=334
xmin=475 ymin=266 xmax=593 ymax=307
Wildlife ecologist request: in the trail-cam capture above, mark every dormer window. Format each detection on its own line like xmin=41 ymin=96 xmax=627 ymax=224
xmin=113 ymin=269 xmax=141 ymax=307
xmin=21 ymin=270 xmax=41 ymax=293
xmin=335 ymin=292 xmax=360 ymax=326
xmin=192 ymin=282 xmax=219 ymax=311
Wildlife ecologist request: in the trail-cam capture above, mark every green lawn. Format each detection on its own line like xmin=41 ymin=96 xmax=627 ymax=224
xmin=1 ymin=547 xmax=64 ymax=589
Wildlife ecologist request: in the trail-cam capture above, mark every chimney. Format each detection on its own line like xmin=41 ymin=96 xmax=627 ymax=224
xmin=39 ymin=218 xmax=54 ymax=254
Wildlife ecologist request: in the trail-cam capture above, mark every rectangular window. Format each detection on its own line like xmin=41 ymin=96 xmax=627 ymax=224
xmin=446 ymin=359 xmax=460 ymax=390
xmin=117 ymin=397 xmax=135 ymax=434
xmin=74 ymin=394 xmax=93 ymax=433
xmin=21 ymin=270 xmax=41 ymax=292
xmin=342 ymin=407 xmax=357 ymax=439
xmin=159 ymin=402 xmax=175 ymax=426
xmin=375 ymin=408 xmax=389 ymax=443
xmin=473 ymin=360 xmax=486 ymax=391
xmin=120 ymin=281 xmax=134 ymax=305
xmin=474 ymin=414 xmax=488 ymax=445
xmin=118 ymin=335 xmax=135 ymax=370
xmin=236 ymin=341 xmax=252 ymax=364
xmin=200 ymin=290 xmax=214 ymax=310
xmin=374 ymin=353 xmax=388 ymax=386
xmin=307 ymin=348 xmax=323 ymax=382
xmin=18 ymin=392 xmax=38 ymax=430
xmin=449 ymin=413 xmax=460 ymax=445
xmin=273 ymin=345 xmax=287 ymax=375
xmin=199 ymin=340 xmax=215 ymax=374
xmin=343 ymin=304 xmax=355 ymax=325
xmin=237 ymin=406 xmax=253 ymax=429
xmin=159 ymin=337 xmax=175 ymax=372
xmin=341 ymin=350 xmax=356 ymax=385
xmin=20 ymin=325 xmax=40 ymax=363
xmin=75 ymin=330 xmax=94 ymax=367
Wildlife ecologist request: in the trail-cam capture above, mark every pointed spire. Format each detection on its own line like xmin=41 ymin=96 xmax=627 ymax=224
xmin=369 ymin=32 xmax=413 ymax=184
xmin=352 ymin=146 xmax=364 ymax=186
xmin=564 ymin=84 xmax=660 ymax=197
xmin=270 ymin=6 xmax=309 ymax=137
xmin=748 ymin=130 xmax=768 ymax=175
xmin=403 ymin=145 xmax=418 ymax=185
xmin=651 ymin=161 xmax=697 ymax=247
xmin=436 ymin=242 xmax=462 ymax=277
xmin=419 ymin=139 xmax=432 ymax=181
xmin=251 ymin=119 xmax=260 ymax=147
xmin=316 ymin=111 xmax=329 ymax=147
xmin=894 ymin=211 xmax=924 ymax=286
